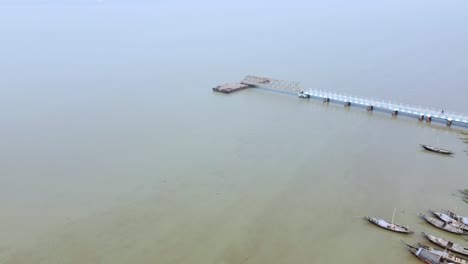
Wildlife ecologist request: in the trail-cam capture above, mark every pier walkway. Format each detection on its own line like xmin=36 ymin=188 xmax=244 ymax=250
xmin=301 ymin=89 xmax=468 ymax=126
xmin=213 ymin=75 xmax=468 ymax=127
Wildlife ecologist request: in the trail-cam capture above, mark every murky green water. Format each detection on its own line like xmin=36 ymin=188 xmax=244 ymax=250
xmin=1 ymin=1 xmax=468 ymax=263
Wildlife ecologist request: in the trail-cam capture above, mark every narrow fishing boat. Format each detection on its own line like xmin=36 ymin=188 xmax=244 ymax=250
xmin=446 ymin=210 xmax=468 ymax=225
xmin=402 ymin=242 xmax=468 ymax=264
xmin=420 ymin=144 xmax=453 ymax=154
xmin=408 ymin=245 xmax=454 ymax=264
xmin=421 ymin=214 xmax=468 ymax=235
xmin=422 ymin=232 xmax=468 ymax=257
xmin=363 ymin=216 xmax=414 ymax=234
xmin=431 ymin=210 xmax=468 ymax=231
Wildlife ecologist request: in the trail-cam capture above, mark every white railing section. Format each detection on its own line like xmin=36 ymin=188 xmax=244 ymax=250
xmin=304 ymin=89 xmax=468 ymax=124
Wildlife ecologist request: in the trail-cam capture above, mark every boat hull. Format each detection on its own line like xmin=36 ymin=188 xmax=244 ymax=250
xmin=432 ymin=210 xmax=468 ymax=231
xmin=421 ymin=214 xmax=468 ymax=235
xmin=364 ymin=216 xmax=413 ymax=234
xmin=422 ymin=232 xmax=468 ymax=257
xmin=421 ymin=144 xmax=453 ymax=154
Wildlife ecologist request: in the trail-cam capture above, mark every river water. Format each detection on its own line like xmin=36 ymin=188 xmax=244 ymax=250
xmin=1 ymin=1 xmax=468 ymax=263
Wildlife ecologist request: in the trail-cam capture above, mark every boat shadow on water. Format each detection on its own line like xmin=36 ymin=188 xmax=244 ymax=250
xmin=420 ymin=149 xmax=455 ymax=158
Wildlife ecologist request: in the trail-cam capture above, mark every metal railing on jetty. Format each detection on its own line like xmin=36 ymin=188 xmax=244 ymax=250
xmin=300 ymin=89 xmax=468 ymax=127
xmin=213 ymin=75 xmax=468 ymax=127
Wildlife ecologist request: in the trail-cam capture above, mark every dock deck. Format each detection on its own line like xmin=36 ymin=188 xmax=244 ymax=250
xmin=212 ymin=83 xmax=251 ymax=94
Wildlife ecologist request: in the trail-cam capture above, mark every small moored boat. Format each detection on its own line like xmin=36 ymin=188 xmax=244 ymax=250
xmin=431 ymin=210 xmax=468 ymax=231
xmin=420 ymin=144 xmax=453 ymax=154
xmin=403 ymin=241 xmax=468 ymax=264
xmin=363 ymin=216 xmax=414 ymax=233
xmin=405 ymin=244 xmax=468 ymax=264
xmin=422 ymin=232 xmax=468 ymax=257
xmin=408 ymin=246 xmax=453 ymax=263
xmin=446 ymin=210 xmax=468 ymax=226
xmin=421 ymin=214 xmax=468 ymax=235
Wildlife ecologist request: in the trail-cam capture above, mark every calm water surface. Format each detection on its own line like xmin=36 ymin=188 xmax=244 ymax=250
xmin=1 ymin=1 xmax=468 ymax=263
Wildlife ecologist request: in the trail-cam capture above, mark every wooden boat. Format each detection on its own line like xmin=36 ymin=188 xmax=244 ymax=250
xmin=402 ymin=241 xmax=468 ymax=264
xmin=421 ymin=214 xmax=468 ymax=235
xmin=431 ymin=210 xmax=468 ymax=231
xmin=446 ymin=210 xmax=468 ymax=226
xmin=408 ymin=245 xmax=455 ymax=263
xmin=420 ymin=144 xmax=453 ymax=154
xmin=363 ymin=216 xmax=414 ymax=233
xmin=422 ymin=232 xmax=468 ymax=257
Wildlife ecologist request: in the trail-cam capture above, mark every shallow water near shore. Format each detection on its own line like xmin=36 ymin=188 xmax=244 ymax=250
xmin=1 ymin=1 xmax=468 ymax=263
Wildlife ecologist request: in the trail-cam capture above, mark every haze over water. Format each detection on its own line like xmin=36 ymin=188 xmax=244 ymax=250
xmin=1 ymin=1 xmax=468 ymax=263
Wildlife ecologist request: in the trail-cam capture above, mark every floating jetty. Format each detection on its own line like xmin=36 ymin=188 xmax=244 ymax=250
xmin=300 ymin=89 xmax=468 ymax=126
xmin=213 ymin=75 xmax=468 ymax=127
xmin=212 ymin=83 xmax=251 ymax=94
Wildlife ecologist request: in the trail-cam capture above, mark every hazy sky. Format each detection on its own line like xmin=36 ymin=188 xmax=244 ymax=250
xmin=1 ymin=0 xmax=468 ymax=110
